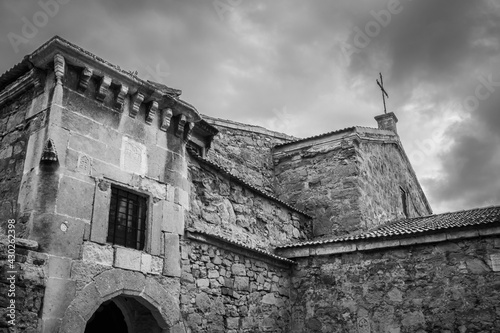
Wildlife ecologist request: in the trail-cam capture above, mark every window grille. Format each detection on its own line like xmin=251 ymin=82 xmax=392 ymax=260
xmin=107 ymin=186 xmax=147 ymax=250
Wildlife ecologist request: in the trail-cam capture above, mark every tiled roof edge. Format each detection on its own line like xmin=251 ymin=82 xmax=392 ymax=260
xmin=187 ymin=146 xmax=312 ymax=218
xmin=186 ymin=229 xmax=296 ymax=265
xmin=273 ymin=126 xmax=358 ymax=148
xmin=276 ymin=205 xmax=500 ymax=249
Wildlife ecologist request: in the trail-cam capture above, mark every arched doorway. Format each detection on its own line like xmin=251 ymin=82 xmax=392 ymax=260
xmin=84 ymin=296 xmax=163 ymax=333
xmin=85 ymin=300 xmax=128 ymax=333
xmin=59 ymin=269 xmax=182 ymax=333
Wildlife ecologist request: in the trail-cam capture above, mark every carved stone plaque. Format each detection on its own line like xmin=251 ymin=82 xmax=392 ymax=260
xmin=121 ymin=137 xmax=147 ymax=175
xmin=77 ymin=154 xmax=92 ymax=175
xmin=357 ymin=317 xmax=370 ymax=333
xmin=490 ymin=253 xmax=500 ymax=271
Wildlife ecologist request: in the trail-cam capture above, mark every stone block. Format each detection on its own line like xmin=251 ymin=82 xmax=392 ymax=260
xmin=56 ymin=176 xmax=95 ymax=221
xmin=82 ymin=242 xmax=113 ymax=266
xmin=121 ymin=270 xmax=146 ymax=295
xmin=232 ymin=263 xmax=246 ymax=276
xmin=490 ymin=253 xmax=500 ymax=272
xmin=276 ymin=247 xmax=311 ymax=258
xmin=41 ymin=318 xmax=62 ymax=333
xmin=151 ymin=200 xmax=163 ymax=256
xmin=234 ymin=277 xmax=249 ymax=291
xmin=446 ymin=229 xmax=479 ymax=240
xmin=357 ymin=240 xmax=400 ymax=251
xmin=114 ymin=247 xmax=142 ymax=271
xmin=69 ymin=132 xmax=120 ymax=166
xmin=141 ymin=253 xmax=152 ymax=274
xmin=399 ymin=234 xmax=446 ymax=246
xmin=74 ymin=283 xmax=101 ymax=321
xmin=94 ymin=269 xmax=124 ymax=298
xmin=48 ymin=255 xmax=72 ymax=279
xmin=31 ymin=213 xmax=86 ymax=259
xmin=151 ymin=256 xmax=163 ymax=275
xmin=162 ymin=201 xmax=185 ymax=235
xmin=163 ymin=233 xmax=181 ymax=277
xmin=226 ymin=317 xmax=240 ymax=330
xmin=90 ymin=179 xmax=111 ymax=244
xmin=41 ymin=277 xmax=76 ymax=319
xmin=58 ymin=306 xmax=86 ymax=333
xmin=175 ymin=187 xmax=189 ymax=210
xmin=197 ymin=279 xmax=210 ymax=288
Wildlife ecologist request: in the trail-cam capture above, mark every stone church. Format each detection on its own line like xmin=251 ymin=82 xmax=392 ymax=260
xmin=1 ymin=36 xmax=499 ymax=333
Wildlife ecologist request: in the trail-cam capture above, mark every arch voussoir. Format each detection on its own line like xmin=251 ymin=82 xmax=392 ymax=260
xmin=60 ymin=269 xmax=176 ymax=333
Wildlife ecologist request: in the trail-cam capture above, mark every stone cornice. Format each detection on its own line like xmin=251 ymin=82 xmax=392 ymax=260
xmin=0 ymin=68 xmax=43 ymax=108
xmin=275 ymin=224 xmax=500 ymax=258
xmin=203 ymin=115 xmax=297 ymax=141
xmin=1 ymin=36 xmax=201 ymax=124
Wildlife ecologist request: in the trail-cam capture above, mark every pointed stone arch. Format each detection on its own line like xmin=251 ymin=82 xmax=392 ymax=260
xmin=59 ymin=269 xmax=183 ymax=333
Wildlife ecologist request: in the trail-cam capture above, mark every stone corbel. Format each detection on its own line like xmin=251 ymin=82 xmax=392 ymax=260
xmin=160 ymin=108 xmax=173 ymax=132
xmin=78 ymin=67 xmax=93 ymax=92
xmin=114 ymin=84 xmax=128 ymax=110
xmin=176 ymin=114 xmax=186 ymax=138
xmin=130 ymin=92 xmax=144 ymax=118
xmin=96 ymin=76 xmax=111 ymax=102
xmin=184 ymin=122 xmax=195 ymax=142
xmin=146 ymin=100 xmax=158 ymax=125
xmin=40 ymin=139 xmax=59 ymax=172
xmin=54 ymin=53 xmax=65 ymax=85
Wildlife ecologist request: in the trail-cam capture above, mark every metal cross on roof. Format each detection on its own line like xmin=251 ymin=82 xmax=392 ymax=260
xmin=376 ymin=72 xmax=389 ymax=114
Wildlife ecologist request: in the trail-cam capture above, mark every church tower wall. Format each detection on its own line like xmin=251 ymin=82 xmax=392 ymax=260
xmin=204 ymin=116 xmax=295 ymax=195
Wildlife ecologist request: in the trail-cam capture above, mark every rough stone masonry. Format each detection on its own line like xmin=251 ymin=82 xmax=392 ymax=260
xmin=0 ymin=36 xmax=499 ymax=333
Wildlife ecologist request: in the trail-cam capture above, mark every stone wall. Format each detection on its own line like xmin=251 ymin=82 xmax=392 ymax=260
xmin=273 ymin=131 xmax=361 ymax=237
xmin=180 ymin=239 xmax=292 ymax=333
xmin=357 ymin=141 xmax=431 ymax=227
xmin=290 ymin=236 xmax=500 ymax=333
xmin=273 ymin=128 xmax=431 ymax=238
xmin=188 ymin=158 xmax=311 ymax=251
xmin=0 ymin=87 xmax=46 ymax=236
xmin=205 ymin=117 xmax=294 ymax=195
xmin=0 ymin=243 xmax=46 ymax=332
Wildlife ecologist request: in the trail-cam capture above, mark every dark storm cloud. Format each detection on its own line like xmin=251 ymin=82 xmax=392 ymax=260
xmin=0 ymin=0 xmax=499 ymax=212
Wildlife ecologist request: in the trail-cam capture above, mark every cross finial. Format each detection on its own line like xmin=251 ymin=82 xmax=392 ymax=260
xmin=376 ymin=72 xmax=389 ymax=114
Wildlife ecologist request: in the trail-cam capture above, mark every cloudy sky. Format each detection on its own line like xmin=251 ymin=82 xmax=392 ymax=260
xmin=1 ymin=0 xmax=499 ymax=214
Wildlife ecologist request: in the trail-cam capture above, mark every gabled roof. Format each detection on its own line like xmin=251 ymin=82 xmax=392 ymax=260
xmin=277 ymin=205 xmax=500 ymax=248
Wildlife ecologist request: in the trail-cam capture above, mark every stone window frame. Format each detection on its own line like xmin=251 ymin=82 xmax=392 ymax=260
xmin=106 ymin=185 xmax=148 ymax=251
xmin=90 ymin=178 xmax=158 ymax=255
xmin=400 ymin=186 xmax=409 ymax=218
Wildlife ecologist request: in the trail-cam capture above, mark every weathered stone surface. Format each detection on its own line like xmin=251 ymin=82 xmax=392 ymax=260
xmin=181 ymin=241 xmax=291 ymax=333
xmin=163 ymin=233 xmax=181 ymax=277
xmin=82 ymin=241 xmax=113 ymax=266
xmin=114 ymin=247 xmax=142 ymax=271
xmin=204 ymin=117 xmax=294 ymax=195
xmin=189 ymin=160 xmax=311 ymax=251
xmin=273 ymin=129 xmax=431 ymax=237
xmin=290 ymin=237 xmax=500 ymax=333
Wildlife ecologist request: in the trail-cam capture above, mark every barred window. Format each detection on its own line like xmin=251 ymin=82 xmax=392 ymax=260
xmin=107 ymin=186 xmax=147 ymax=250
